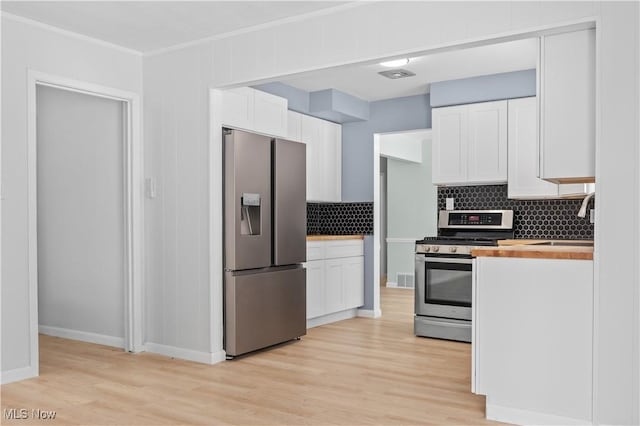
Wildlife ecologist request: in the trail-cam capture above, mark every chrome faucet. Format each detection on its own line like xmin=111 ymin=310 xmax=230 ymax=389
xmin=578 ymin=191 xmax=595 ymax=218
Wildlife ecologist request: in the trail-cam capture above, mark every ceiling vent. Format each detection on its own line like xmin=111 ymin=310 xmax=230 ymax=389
xmin=378 ymin=69 xmax=416 ymax=79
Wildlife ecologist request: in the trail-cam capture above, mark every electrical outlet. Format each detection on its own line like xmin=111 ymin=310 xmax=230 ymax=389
xmin=446 ymin=198 xmax=454 ymax=211
xmin=590 ymin=209 xmax=595 ymax=224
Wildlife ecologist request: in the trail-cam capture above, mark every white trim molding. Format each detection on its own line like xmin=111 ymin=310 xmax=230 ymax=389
xmin=39 ymin=325 xmax=124 ymax=349
xmin=145 ymin=343 xmax=225 ymax=365
xmin=307 ymin=309 xmax=359 ymax=328
xmin=1 ymin=12 xmax=142 ymax=56
xmin=486 ymin=403 xmax=592 ymax=426
xmin=1 ymin=366 xmax=39 ymax=385
xmin=144 ymin=2 xmax=365 ymax=57
xmin=25 ymin=70 xmax=145 ymax=383
xmin=357 ymin=308 xmax=382 ymax=319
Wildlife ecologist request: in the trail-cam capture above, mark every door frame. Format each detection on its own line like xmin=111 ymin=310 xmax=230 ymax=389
xmin=26 ymin=70 xmax=144 ymax=372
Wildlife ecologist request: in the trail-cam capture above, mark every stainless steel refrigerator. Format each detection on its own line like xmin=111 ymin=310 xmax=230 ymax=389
xmin=223 ymin=128 xmax=307 ymax=358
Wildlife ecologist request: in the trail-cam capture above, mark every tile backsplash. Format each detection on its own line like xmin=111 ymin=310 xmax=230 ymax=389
xmin=438 ymin=185 xmax=594 ymax=239
xmin=307 ymin=202 xmax=373 ymax=235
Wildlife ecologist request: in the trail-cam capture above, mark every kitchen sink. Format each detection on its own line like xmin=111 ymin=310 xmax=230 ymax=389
xmin=532 ymin=241 xmax=594 ymax=247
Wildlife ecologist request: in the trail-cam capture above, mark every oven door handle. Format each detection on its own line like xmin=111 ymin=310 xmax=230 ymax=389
xmin=417 ymin=256 xmax=472 ymax=265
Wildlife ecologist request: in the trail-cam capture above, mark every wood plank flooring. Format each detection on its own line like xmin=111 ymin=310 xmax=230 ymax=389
xmin=1 ymin=287 xmax=499 ymax=425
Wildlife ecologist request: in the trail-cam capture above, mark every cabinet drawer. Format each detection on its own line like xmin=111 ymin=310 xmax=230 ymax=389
xmin=325 ymin=240 xmax=364 ymax=259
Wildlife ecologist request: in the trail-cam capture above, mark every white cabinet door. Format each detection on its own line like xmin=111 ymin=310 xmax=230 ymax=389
xmin=432 ymin=105 xmax=468 ymax=185
xmin=305 ymin=260 xmax=325 ymax=319
xmin=221 ymin=87 xmax=253 ymax=130
xmin=467 ymin=100 xmax=507 ymax=184
xmin=253 ymin=89 xmax=288 ymax=138
xmin=301 ymin=114 xmax=323 ymax=201
xmin=540 ymin=29 xmax=595 ymax=183
xmin=343 ymin=256 xmax=364 ymax=309
xmin=324 ymin=259 xmax=345 ymax=313
xmin=301 ymin=114 xmax=342 ymax=202
xmin=508 ymin=97 xmax=559 ymax=199
xmin=323 ymin=120 xmax=342 ymax=202
xmin=287 ymin=110 xmax=302 ymax=143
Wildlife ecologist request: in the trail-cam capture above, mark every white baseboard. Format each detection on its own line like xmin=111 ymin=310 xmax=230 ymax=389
xmin=357 ymin=308 xmax=382 ymax=318
xmin=39 ymin=325 xmax=124 ymax=348
xmin=385 ymin=281 xmax=398 ymax=287
xmin=1 ymin=365 xmax=38 ymax=385
xmin=486 ymin=403 xmax=591 ymax=425
xmin=145 ymin=342 xmax=225 ymax=365
xmin=307 ymin=308 xmax=358 ymax=328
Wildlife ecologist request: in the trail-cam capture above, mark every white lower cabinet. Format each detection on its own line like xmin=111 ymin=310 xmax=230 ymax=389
xmin=305 ymin=260 xmax=325 ymax=319
xmin=473 ymin=256 xmax=593 ymax=425
xmin=305 ymin=239 xmax=364 ymax=327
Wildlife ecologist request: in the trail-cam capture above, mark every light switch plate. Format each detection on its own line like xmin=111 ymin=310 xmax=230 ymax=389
xmin=446 ymin=198 xmax=454 ymax=211
xmin=145 ymin=178 xmax=157 ymax=199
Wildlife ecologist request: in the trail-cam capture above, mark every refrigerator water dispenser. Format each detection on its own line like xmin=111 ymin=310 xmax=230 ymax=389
xmin=240 ymin=193 xmax=261 ymax=235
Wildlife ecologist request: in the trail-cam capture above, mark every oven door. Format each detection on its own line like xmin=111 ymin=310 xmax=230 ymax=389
xmin=415 ymin=254 xmax=472 ymax=320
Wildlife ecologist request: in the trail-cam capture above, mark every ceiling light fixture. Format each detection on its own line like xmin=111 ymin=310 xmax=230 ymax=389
xmin=380 ymin=58 xmax=411 ymax=67
xmin=378 ymin=69 xmax=416 ymax=79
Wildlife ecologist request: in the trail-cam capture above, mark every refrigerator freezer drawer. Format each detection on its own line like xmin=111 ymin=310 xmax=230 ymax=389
xmin=225 ymin=266 xmax=306 ymax=357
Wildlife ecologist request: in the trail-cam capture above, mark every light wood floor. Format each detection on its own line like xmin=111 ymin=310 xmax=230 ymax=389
xmin=1 ymin=287 xmax=498 ymax=425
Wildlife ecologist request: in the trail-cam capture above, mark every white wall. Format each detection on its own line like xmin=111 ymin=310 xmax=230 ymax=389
xmin=36 ymin=85 xmax=125 ymax=345
xmin=380 ymin=131 xmax=423 ymax=163
xmin=1 ymin=15 xmax=142 ymax=380
xmin=146 ymin=2 xmax=639 ymax=423
xmin=142 ymin=43 xmax=213 ymax=358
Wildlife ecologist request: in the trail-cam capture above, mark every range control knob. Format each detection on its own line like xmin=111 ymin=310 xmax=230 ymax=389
xmin=424 ymin=246 xmax=431 ymax=252
xmin=432 ymin=246 xmax=440 ymax=253
xmin=449 ymin=246 xmax=457 ymax=253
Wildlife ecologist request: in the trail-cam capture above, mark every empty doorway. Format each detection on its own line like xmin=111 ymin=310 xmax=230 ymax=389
xmin=26 ymin=72 xmax=144 ymax=375
xmin=36 ymin=85 xmax=127 ymax=348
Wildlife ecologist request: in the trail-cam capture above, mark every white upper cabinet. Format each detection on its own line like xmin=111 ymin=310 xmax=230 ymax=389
xmin=508 ymin=97 xmax=559 ymax=199
xmin=301 ymin=114 xmax=342 ymax=202
xmin=220 ymin=87 xmax=288 ymax=138
xmin=432 ymin=100 xmax=507 ymax=186
xmin=220 ymin=87 xmax=254 ymax=131
xmin=287 ymin=110 xmax=303 ymax=142
xmin=432 ymin=104 xmax=468 ymax=185
xmin=323 ymin=121 xmax=342 ymax=202
xmin=301 ymin=114 xmax=323 ymax=201
xmin=467 ymin=101 xmax=508 ymax=183
xmin=508 ymin=97 xmax=594 ymax=199
xmin=253 ymin=89 xmax=288 ymax=137
xmin=540 ymin=28 xmax=595 ymax=183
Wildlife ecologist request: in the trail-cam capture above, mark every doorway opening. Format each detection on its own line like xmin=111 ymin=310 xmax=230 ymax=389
xmin=375 ymin=129 xmax=435 ymax=309
xmin=26 ymin=71 xmax=144 ymax=377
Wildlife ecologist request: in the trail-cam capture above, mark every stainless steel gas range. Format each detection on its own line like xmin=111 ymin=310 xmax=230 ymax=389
xmin=414 ymin=210 xmax=514 ymax=342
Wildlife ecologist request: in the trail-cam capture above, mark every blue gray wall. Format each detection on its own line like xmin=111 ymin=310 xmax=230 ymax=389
xmin=340 ymin=94 xmax=432 ymax=310
xmin=341 ymin=94 xmax=432 ymax=202
xmin=430 ymin=69 xmax=536 ymax=107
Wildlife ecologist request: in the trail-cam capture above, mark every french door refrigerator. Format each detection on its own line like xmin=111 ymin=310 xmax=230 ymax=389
xmin=223 ymin=128 xmax=307 ymax=357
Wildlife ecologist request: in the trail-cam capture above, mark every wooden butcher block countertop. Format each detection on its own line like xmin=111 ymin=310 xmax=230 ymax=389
xmin=306 ymin=235 xmax=364 ymax=241
xmin=472 ymin=239 xmax=594 ymax=260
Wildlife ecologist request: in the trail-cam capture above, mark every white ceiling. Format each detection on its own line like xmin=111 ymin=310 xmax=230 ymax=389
xmin=0 ymin=1 xmax=347 ymax=53
xmin=281 ymin=38 xmax=539 ymax=101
